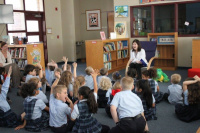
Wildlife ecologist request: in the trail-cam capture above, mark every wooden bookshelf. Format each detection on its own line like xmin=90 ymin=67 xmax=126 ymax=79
xmin=8 ymin=43 xmax=45 ymax=70
xmin=147 ymin=32 xmax=178 ymax=70
xmin=192 ymin=39 xmax=200 ymax=68
xmin=85 ymin=38 xmax=130 ymax=74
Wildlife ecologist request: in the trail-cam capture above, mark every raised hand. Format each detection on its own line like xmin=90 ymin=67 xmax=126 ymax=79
xmin=7 ymin=66 xmax=12 ymax=77
xmin=62 ymin=56 xmax=68 ymax=63
xmin=55 ymin=71 xmax=60 ymax=79
xmin=72 ymin=62 xmax=77 ymax=68
xmin=91 ymin=69 xmax=99 ymax=78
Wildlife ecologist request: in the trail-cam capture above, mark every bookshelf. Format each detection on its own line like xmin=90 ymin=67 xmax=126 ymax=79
xmin=147 ymin=32 xmax=178 ymax=70
xmin=8 ymin=43 xmax=45 ymax=70
xmin=85 ymin=38 xmax=130 ymax=74
xmin=192 ymin=39 xmax=200 ymax=68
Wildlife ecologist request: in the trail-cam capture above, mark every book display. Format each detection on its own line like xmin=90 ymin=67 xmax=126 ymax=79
xmin=85 ymin=38 xmax=130 ymax=73
xmin=148 ymin=32 xmax=178 ymax=70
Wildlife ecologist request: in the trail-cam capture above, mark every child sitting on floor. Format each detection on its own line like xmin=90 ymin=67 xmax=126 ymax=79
xmin=15 ymin=82 xmax=49 ymax=132
xmin=136 ymin=79 xmax=157 ymax=121
xmin=111 ymin=71 xmax=121 ymax=85
xmin=163 ymin=74 xmax=183 ymax=104
xmin=84 ymin=66 xmax=95 ymax=90
xmin=0 ymin=66 xmax=23 ymax=128
xmin=109 ymin=76 xmax=149 ymax=133
xmin=72 ymin=75 xmax=85 ymax=103
xmin=97 ymin=77 xmax=112 ymax=108
xmin=97 ymin=67 xmax=111 ymax=86
xmin=175 ymin=75 xmax=200 ymax=122
xmin=24 ymin=64 xmax=43 ymax=83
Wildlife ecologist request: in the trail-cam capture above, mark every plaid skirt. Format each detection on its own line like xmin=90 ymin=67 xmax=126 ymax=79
xmin=144 ymin=106 xmax=157 ymax=121
xmin=25 ymin=111 xmax=49 ymax=132
xmin=72 ymin=115 xmax=102 ymax=133
xmin=154 ymin=91 xmax=164 ymax=103
xmin=0 ymin=109 xmax=21 ymax=128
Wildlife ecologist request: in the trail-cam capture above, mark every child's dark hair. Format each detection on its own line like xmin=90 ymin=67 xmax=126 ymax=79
xmin=185 ymin=78 xmax=200 ymax=105
xmin=100 ymin=68 xmax=108 ymax=76
xmin=127 ymin=68 xmax=137 ymax=78
xmin=142 ymin=70 xmax=149 ymax=77
xmin=24 ymin=64 xmax=35 ymax=75
xmin=137 ymin=79 xmax=153 ymax=108
xmin=0 ymin=67 xmax=5 ymax=75
xmin=49 ymin=66 xmax=55 ymax=71
xmin=78 ymin=86 xmax=98 ymax=113
xmin=20 ymin=82 xmax=38 ymax=98
xmin=35 ymin=66 xmax=41 ymax=76
xmin=112 ymin=71 xmax=121 ymax=81
xmin=148 ymin=68 xmax=157 ymax=79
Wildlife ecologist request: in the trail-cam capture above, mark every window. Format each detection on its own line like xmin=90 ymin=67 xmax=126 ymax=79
xmin=7 ymin=12 xmax=25 ymax=31
xmin=154 ymin=5 xmax=175 ymax=33
xmin=178 ymin=3 xmax=200 ymax=35
xmin=131 ymin=1 xmax=200 ymax=37
xmin=5 ymin=0 xmax=24 ymax=10
xmin=133 ymin=6 xmax=151 ymax=36
xmin=25 ymin=0 xmax=43 ymax=11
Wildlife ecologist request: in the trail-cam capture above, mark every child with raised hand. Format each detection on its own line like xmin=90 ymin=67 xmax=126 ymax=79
xmin=60 ymin=70 xmax=73 ymax=98
xmin=72 ymin=75 xmax=85 ymax=103
xmin=175 ymin=75 xmax=200 ymax=122
xmin=136 ymin=79 xmax=157 ymax=121
xmin=85 ymin=66 xmax=95 ymax=90
xmin=47 ymin=59 xmax=58 ymax=86
xmin=49 ymin=71 xmax=74 ymax=133
xmin=142 ymin=69 xmax=163 ymax=103
xmin=15 ymin=82 xmax=49 ymax=131
xmin=105 ymin=81 xmax=122 ymax=118
xmin=0 ymin=66 xmax=23 ymax=128
xmin=163 ymin=74 xmax=183 ymax=104
xmin=98 ymin=77 xmax=112 ymax=108
xmin=111 ymin=71 xmax=121 ymax=85
xmin=28 ymin=77 xmax=48 ymax=104
xmin=109 ymin=76 xmax=149 ymax=133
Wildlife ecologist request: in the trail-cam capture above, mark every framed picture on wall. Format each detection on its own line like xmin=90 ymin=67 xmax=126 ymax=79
xmin=114 ymin=21 xmax=127 ymax=38
xmin=115 ymin=5 xmax=128 ymax=17
xmin=86 ymin=9 xmax=101 ymax=30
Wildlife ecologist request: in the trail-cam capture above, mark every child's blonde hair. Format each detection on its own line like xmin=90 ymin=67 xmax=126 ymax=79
xmin=73 ymin=75 xmax=85 ymax=98
xmin=60 ymin=70 xmax=72 ymax=88
xmin=99 ymin=77 xmax=112 ymax=91
xmin=67 ymin=64 xmax=71 ymax=71
xmin=171 ymin=74 xmax=181 ymax=84
xmin=112 ymin=81 xmax=121 ymax=90
xmin=53 ymin=85 xmax=67 ymax=98
xmin=85 ymin=66 xmax=93 ymax=75
xmin=28 ymin=77 xmax=40 ymax=85
xmin=121 ymin=76 xmax=134 ymax=90
xmin=54 ymin=68 xmax=62 ymax=75
xmin=100 ymin=67 xmax=108 ymax=76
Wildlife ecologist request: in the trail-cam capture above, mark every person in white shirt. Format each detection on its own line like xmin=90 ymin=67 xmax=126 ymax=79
xmin=130 ymin=39 xmax=148 ymax=79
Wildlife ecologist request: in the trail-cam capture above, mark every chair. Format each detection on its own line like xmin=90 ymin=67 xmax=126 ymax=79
xmin=140 ymin=41 xmax=157 ymax=71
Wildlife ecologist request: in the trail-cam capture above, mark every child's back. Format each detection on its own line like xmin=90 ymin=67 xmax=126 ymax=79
xmin=84 ymin=66 xmax=94 ymax=90
xmin=168 ymin=84 xmax=183 ymax=104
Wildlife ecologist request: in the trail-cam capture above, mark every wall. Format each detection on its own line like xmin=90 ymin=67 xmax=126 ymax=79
xmin=114 ymin=0 xmax=197 ymax=67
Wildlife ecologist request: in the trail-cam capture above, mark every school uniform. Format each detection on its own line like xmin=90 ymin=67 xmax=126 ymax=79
xmin=148 ymin=79 xmax=163 ymax=103
xmin=109 ymin=90 xmax=146 ymax=133
xmin=175 ymin=89 xmax=200 ymax=122
xmin=132 ymin=78 xmax=137 ymax=93
xmin=36 ymin=90 xmax=48 ymax=104
xmin=97 ymin=88 xmax=109 ymax=108
xmin=0 ymin=77 xmax=21 ymax=127
xmin=23 ymin=96 xmax=49 ymax=132
xmin=49 ymin=94 xmax=71 ymax=133
xmin=47 ymin=69 xmax=55 ymax=86
xmin=25 ymin=74 xmax=40 ymax=83
xmin=85 ymin=75 xmax=94 ymax=90
xmin=71 ymin=100 xmax=102 ymax=133
xmin=137 ymin=93 xmax=157 ymax=121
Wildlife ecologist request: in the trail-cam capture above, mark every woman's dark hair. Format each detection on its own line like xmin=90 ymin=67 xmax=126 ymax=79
xmin=0 ymin=67 xmax=5 ymax=75
xmin=185 ymin=78 xmax=200 ymax=105
xmin=137 ymin=79 xmax=153 ymax=108
xmin=148 ymin=68 xmax=157 ymax=79
xmin=132 ymin=39 xmax=141 ymax=52
xmin=127 ymin=68 xmax=137 ymax=78
xmin=24 ymin=64 xmax=36 ymax=75
xmin=0 ymin=41 xmax=7 ymax=49
xmin=78 ymin=86 xmax=98 ymax=113
xmin=20 ymin=82 xmax=38 ymax=98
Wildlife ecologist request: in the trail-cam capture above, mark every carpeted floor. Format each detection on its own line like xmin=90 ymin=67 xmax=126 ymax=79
xmin=0 ymin=62 xmax=199 ymax=133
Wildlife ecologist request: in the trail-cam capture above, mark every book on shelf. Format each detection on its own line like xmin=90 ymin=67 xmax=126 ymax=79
xmin=118 ymin=50 xmax=128 ymax=59
xmin=104 ymin=62 xmax=112 ymax=70
xmin=103 ymin=42 xmax=116 ymax=52
xmin=117 ymin=40 xmax=128 ymax=49
xmin=9 ymin=47 xmax=27 ymax=58
xmin=103 ymin=53 xmax=112 ymax=62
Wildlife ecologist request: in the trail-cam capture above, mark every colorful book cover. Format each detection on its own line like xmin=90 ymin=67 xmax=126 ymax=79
xmin=140 ymin=59 xmax=147 ymax=67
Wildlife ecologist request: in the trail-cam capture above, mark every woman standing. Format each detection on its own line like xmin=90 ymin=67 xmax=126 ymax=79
xmin=130 ymin=39 xmax=148 ymax=79
xmin=0 ymin=41 xmax=21 ymax=88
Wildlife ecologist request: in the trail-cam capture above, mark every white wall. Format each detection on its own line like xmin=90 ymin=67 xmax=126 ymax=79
xmin=114 ymin=0 xmax=197 ymax=67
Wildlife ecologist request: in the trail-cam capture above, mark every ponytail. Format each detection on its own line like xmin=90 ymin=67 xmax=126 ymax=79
xmin=78 ymin=86 xmax=98 ymax=113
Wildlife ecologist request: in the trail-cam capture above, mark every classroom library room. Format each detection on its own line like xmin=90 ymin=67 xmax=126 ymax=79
xmin=0 ymin=0 xmax=200 ymax=133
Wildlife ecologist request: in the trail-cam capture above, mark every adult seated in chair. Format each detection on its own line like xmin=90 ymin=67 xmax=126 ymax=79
xmin=129 ymin=39 xmax=148 ymax=79
xmin=0 ymin=41 xmax=21 ymax=88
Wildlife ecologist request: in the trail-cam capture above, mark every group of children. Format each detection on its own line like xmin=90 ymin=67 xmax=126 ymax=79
xmin=0 ymin=57 xmax=200 ymax=133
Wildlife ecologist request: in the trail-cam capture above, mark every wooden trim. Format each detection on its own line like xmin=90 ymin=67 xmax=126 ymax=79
xmin=130 ymin=7 xmax=133 ymax=37
xmin=151 ymin=5 xmax=154 ymax=33
xmin=175 ymin=4 xmax=178 ymax=32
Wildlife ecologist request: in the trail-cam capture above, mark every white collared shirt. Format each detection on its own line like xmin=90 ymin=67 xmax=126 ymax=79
xmin=130 ymin=49 xmax=148 ymax=64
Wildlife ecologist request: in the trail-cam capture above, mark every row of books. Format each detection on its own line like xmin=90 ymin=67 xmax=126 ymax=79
xmin=9 ymin=48 xmax=27 ymax=58
xmin=103 ymin=53 xmax=112 ymax=62
xmin=103 ymin=42 xmax=116 ymax=52
xmin=12 ymin=59 xmax=27 ymax=69
xmin=118 ymin=50 xmax=128 ymax=59
xmin=104 ymin=62 xmax=112 ymax=70
xmin=117 ymin=41 xmax=128 ymax=49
